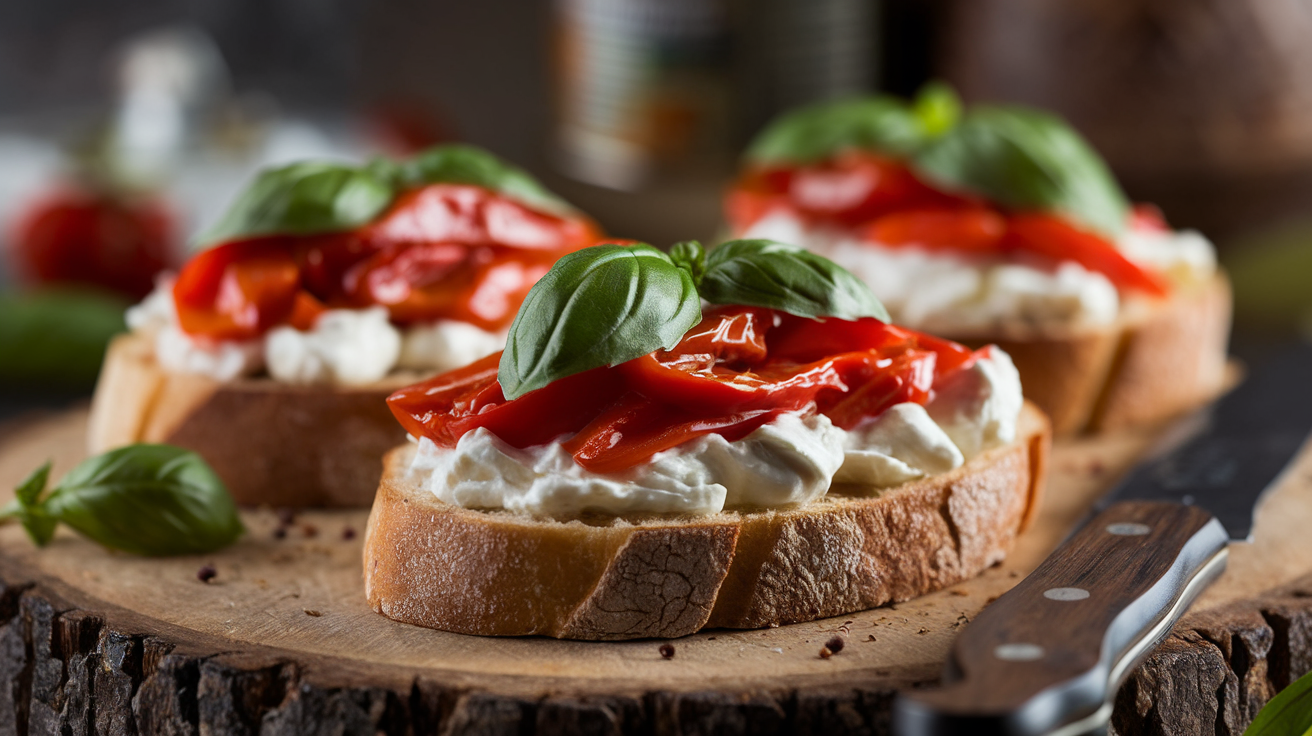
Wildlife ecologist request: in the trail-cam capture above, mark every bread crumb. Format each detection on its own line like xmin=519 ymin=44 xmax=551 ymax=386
xmin=303 ymin=609 xmax=322 ymax=617
xmin=950 ymin=590 xmax=969 ymax=597
xmin=301 ymin=524 xmax=318 ymax=539
xmin=866 ymin=635 xmax=877 ymax=642
xmin=819 ymin=636 xmax=845 ymax=658
xmin=917 ymin=627 xmax=929 ymax=634
xmin=659 ymin=644 xmax=675 ymax=659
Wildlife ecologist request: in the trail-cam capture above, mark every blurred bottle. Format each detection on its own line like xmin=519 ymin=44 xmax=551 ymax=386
xmin=552 ymin=0 xmax=732 ymax=191
xmin=548 ymin=0 xmax=878 ymax=244
xmin=937 ymin=0 xmax=1312 ymax=245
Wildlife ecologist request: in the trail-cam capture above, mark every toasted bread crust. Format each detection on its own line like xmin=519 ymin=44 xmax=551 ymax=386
xmin=954 ymin=273 xmax=1231 ymax=434
xmin=88 ymin=334 xmax=410 ymax=507
xmin=363 ymin=403 xmax=1050 ymax=640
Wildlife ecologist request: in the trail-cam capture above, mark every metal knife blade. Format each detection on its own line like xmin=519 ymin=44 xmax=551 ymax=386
xmin=894 ymin=341 xmax=1312 ymax=736
xmin=1099 ymin=341 xmax=1312 ymax=541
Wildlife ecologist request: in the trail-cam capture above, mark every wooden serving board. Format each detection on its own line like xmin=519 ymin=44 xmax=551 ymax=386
xmin=0 ymin=408 xmax=1309 ymax=735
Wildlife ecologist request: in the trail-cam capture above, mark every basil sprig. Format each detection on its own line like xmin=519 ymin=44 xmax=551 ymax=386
xmin=198 ymin=144 xmax=573 ymax=247
xmin=198 ymin=162 xmax=396 ymax=246
xmin=913 ymin=106 xmax=1129 ymax=236
xmin=744 ymin=83 xmax=961 ymax=166
xmin=396 ymin=145 xmax=576 ymax=216
xmin=744 ymin=83 xmax=1129 ymax=237
xmin=498 ymin=244 xmax=701 ymax=400
xmin=498 ymin=239 xmax=887 ymax=399
xmin=3 ymin=445 xmax=244 ymax=556
xmin=699 ymin=240 xmax=890 ymax=322
xmin=746 ymin=96 xmax=925 ymax=166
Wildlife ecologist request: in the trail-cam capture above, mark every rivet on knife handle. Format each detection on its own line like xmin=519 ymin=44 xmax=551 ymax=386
xmin=894 ymin=501 xmax=1229 ymax=736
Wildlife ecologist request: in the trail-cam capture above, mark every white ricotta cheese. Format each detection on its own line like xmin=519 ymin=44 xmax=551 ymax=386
xmin=154 ymin=325 xmax=263 ymax=381
xmin=1118 ymin=228 xmax=1217 ymax=284
xmin=125 ymin=274 xmax=176 ymax=333
xmin=398 ymin=320 xmax=504 ymax=373
xmin=927 ymin=347 xmax=1024 ymax=460
xmin=741 ymin=211 xmax=1215 ymax=331
xmin=836 ymin=403 xmax=964 ymax=486
xmin=408 ymin=346 xmax=1024 ymax=519
xmin=265 ymin=307 xmax=401 ymax=385
xmin=127 ymin=281 xmax=505 ymax=384
xmin=411 ymin=411 xmax=846 ymax=518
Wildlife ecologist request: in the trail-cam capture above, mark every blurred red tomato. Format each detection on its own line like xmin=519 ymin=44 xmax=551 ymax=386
xmin=11 ymin=188 xmax=176 ymax=301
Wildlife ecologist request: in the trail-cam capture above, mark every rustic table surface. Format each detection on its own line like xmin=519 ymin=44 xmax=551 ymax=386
xmin=0 ymin=407 xmax=1308 ymax=735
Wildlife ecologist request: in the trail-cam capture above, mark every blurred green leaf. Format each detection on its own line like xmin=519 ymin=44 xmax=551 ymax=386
xmin=1244 ymin=668 xmax=1312 ymax=736
xmin=1225 ymin=224 xmax=1312 ymax=335
xmin=0 ymin=288 xmax=128 ymax=388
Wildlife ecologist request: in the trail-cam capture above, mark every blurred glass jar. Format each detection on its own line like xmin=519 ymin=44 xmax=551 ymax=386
xmin=549 ymin=0 xmax=878 ymax=242
xmin=552 ymin=0 xmax=733 ymax=191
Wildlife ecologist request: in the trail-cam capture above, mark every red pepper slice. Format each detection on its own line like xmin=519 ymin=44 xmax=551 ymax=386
xmin=364 ymin=183 xmax=600 ymax=251
xmin=387 ymin=352 xmax=629 ymax=449
xmin=819 ymin=350 xmax=937 ymax=430
xmin=1003 ymin=213 xmax=1171 ymax=297
xmin=726 ymin=151 xmax=969 ymax=232
xmin=287 ymin=290 xmax=329 ymax=331
xmin=560 ymin=393 xmax=781 ymax=475
xmin=865 ymin=207 xmax=1007 ymax=253
xmin=1129 ymin=203 xmax=1169 ymax=233
xmin=173 ymin=239 xmax=301 ymax=340
xmin=173 ymin=183 xmax=601 ymax=339
xmin=388 ymin=306 xmax=984 ymax=473
xmin=343 ymin=244 xmax=555 ymax=329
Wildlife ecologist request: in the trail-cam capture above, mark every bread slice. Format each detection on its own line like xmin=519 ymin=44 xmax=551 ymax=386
xmin=946 ymin=273 xmax=1231 ymax=435
xmin=363 ymin=402 xmax=1050 ymax=640
xmin=88 ymin=334 xmax=413 ymax=507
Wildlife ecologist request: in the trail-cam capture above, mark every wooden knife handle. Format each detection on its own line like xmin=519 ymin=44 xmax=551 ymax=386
xmin=894 ymin=501 xmax=1229 ymax=736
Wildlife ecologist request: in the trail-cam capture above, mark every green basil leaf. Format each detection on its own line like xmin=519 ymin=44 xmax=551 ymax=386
xmin=913 ymin=106 xmax=1129 ymax=236
xmin=0 ymin=288 xmax=128 ymax=389
xmin=1244 ymin=668 xmax=1312 ymax=736
xmin=42 ymin=444 xmax=244 ymax=556
xmin=700 ymin=239 xmax=890 ymax=322
xmin=18 ymin=508 xmax=57 ymax=547
xmin=745 ymin=96 xmax=926 ymax=166
xmin=669 ymin=240 xmax=706 ymax=287
xmin=14 ymin=461 xmax=50 ymax=506
xmin=499 ymin=244 xmax=701 ymax=400
xmin=397 ymin=144 xmax=576 ymax=215
xmin=6 ymin=461 xmax=56 ymax=547
xmin=913 ymin=81 xmax=962 ymax=139
xmin=198 ymin=162 xmax=395 ymax=246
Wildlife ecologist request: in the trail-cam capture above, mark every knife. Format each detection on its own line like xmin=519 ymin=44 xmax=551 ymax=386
xmin=894 ymin=341 xmax=1312 ymax=736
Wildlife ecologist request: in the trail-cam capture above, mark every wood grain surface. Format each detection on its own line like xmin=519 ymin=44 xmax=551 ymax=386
xmin=0 ymin=408 xmax=1309 ymax=734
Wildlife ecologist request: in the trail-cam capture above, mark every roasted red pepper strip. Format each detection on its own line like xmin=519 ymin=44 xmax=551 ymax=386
xmin=865 ymin=207 xmax=1006 ymax=254
xmin=388 ymin=306 xmax=981 ymax=473
xmin=727 ymin=151 xmax=1175 ymax=297
xmin=172 ymin=183 xmax=601 ymax=339
xmin=560 ymin=393 xmax=782 ymax=474
xmin=1003 ymin=213 xmax=1171 ymax=297
xmin=726 ymin=151 xmax=966 ymax=232
xmin=387 ymin=353 xmax=628 ymax=449
xmin=173 ymin=239 xmax=301 ymax=341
